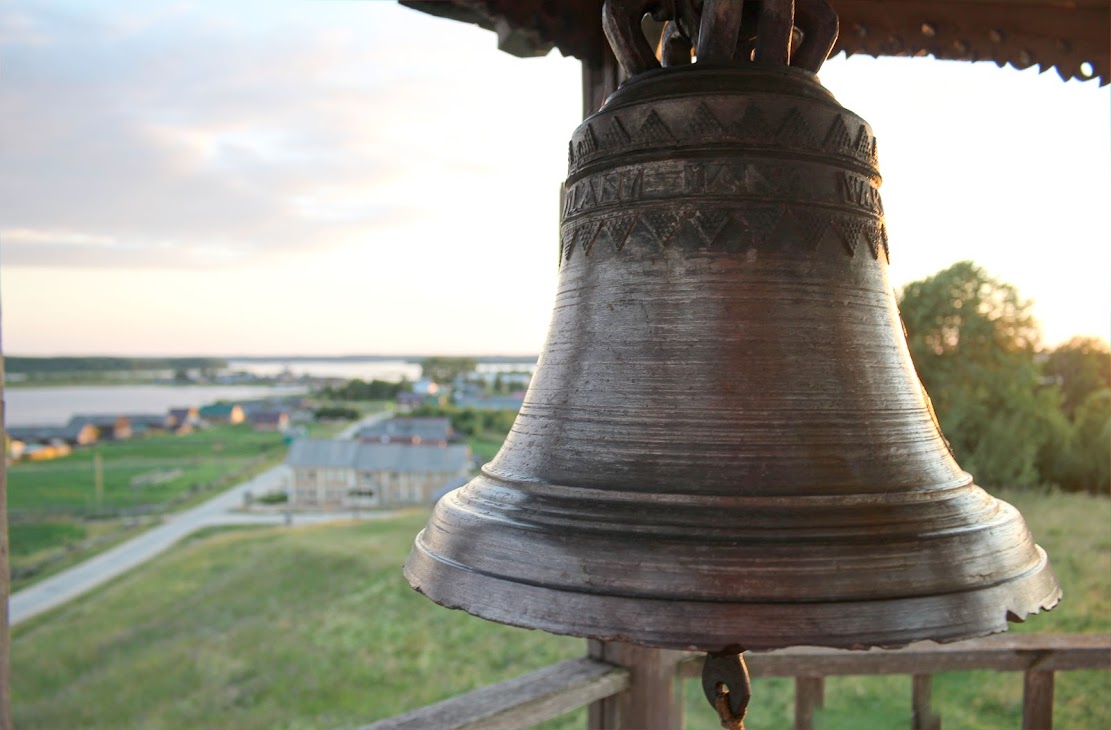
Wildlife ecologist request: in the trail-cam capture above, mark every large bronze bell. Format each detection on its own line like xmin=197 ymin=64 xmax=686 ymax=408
xmin=405 ymin=0 xmax=1059 ymax=653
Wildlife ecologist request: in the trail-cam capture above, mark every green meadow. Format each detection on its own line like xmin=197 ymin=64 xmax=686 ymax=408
xmin=7 ymin=425 xmax=287 ymax=588
xmin=7 ymin=425 xmax=286 ymax=515
xmin=10 ymin=489 xmax=1110 ymax=730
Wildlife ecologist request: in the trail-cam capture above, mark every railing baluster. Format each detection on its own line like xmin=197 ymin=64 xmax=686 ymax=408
xmin=794 ymin=676 xmax=824 ymax=730
xmin=588 ymin=640 xmax=686 ymax=730
xmin=355 ymin=634 xmax=1107 ymax=730
xmin=911 ymin=673 xmax=941 ymax=730
xmin=1022 ymin=670 xmax=1055 ymax=730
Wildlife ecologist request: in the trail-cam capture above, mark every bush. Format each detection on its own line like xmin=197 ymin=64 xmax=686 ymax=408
xmin=314 ymin=407 xmax=359 ymax=421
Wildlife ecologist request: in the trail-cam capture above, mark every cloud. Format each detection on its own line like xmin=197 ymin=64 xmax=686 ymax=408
xmin=0 ymin=0 xmax=525 ymax=269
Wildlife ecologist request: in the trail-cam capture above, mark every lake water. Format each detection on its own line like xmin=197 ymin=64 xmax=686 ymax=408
xmin=228 ymin=359 xmax=423 ymax=382
xmin=5 ymin=360 xmax=540 ymax=426
xmin=4 ymin=385 xmax=309 ymax=427
xmin=227 ymin=359 xmax=537 ymax=381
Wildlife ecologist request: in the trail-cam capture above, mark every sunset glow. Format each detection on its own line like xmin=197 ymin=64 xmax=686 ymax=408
xmin=2 ymin=1 xmax=1107 ymax=355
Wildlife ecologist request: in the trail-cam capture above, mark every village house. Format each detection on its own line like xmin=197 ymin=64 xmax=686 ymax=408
xmin=69 ymin=414 xmax=132 ymax=440
xmin=125 ymin=413 xmax=173 ymax=436
xmin=8 ymin=423 xmax=99 ymax=448
xmin=21 ymin=441 xmax=72 ymax=461
xmin=286 ymin=439 xmax=471 ymax=510
xmin=167 ymin=407 xmax=200 ymax=431
xmin=248 ymin=409 xmax=290 ymax=432
xmin=354 ymin=417 xmax=455 ymax=446
xmin=395 ymin=391 xmax=424 ymax=412
xmin=198 ymin=403 xmax=245 ymax=424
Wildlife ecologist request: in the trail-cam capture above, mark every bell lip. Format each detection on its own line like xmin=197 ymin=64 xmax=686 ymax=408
xmin=405 ymin=537 xmax=1061 ymax=652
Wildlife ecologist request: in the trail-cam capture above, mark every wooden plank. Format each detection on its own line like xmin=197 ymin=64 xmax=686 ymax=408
xmin=794 ymin=677 xmax=824 ymax=730
xmin=677 ymin=634 xmax=1111 ymax=679
xmin=357 ymin=657 xmax=628 ymax=730
xmin=912 ymin=674 xmax=941 ymax=730
xmin=1022 ymin=671 xmax=1055 ymax=730
xmin=0 ymin=332 xmax=12 ymax=730
xmin=588 ymin=640 xmax=687 ymax=730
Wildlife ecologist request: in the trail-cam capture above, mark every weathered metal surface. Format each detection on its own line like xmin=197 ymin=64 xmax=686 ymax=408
xmin=400 ymin=0 xmax=1109 ymax=84
xmin=405 ymin=54 xmax=1060 ymax=650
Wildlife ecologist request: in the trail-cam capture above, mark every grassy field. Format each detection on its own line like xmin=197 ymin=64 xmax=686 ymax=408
xmin=467 ymin=435 xmax=505 ymax=463
xmin=7 ymin=424 xmax=286 ymax=515
xmin=7 ymin=424 xmax=288 ymax=588
xmin=10 ymin=489 xmax=1110 ymax=730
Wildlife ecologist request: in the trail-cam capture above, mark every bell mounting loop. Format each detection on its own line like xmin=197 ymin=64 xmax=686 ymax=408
xmin=702 ymin=651 xmax=752 ymax=730
xmin=602 ymin=0 xmax=839 ymax=78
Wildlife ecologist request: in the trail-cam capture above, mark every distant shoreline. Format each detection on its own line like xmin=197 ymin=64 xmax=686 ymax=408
xmin=226 ymin=355 xmax=540 ymax=364
xmin=4 ymin=380 xmax=312 ymax=390
xmin=8 ymin=354 xmax=540 ymax=363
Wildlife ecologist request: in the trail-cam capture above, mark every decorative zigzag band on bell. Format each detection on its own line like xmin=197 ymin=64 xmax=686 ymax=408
xmin=404 ymin=62 xmax=1059 ymax=652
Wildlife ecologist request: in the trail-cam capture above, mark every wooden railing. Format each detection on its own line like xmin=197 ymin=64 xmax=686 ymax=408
xmin=359 ymin=633 xmax=1110 ymax=730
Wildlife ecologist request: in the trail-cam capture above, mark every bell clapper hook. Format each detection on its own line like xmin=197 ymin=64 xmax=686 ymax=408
xmin=702 ymin=650 xmax=752 ymax=730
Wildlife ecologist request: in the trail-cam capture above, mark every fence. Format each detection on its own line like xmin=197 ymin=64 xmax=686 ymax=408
xmin=360 ymin=633 xmax=1109 ymax=730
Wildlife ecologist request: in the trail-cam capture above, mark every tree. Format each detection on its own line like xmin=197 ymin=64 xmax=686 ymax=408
xmin=898 ymin=261 xmax=1063 ymax=488
xmin=323 ymin=379 xmax=401 ymax=401
xmin=1043 ymin=336 xmax=1111 ymax=420
xmin=1066 ymin=389 xmax=1111 ymax=493
xmin=419 ymin=357 xmax=478 ymax=384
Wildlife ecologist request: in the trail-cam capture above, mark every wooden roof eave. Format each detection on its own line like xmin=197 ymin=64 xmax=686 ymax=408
xmin=399 ymin=0 xmax=1110 ymax=85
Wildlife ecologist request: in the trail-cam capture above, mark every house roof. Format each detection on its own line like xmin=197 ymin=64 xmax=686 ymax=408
xmin=69 ymin=414 xmax=128 ymax=428
xmin=125 ymin=414 xmax=171 ymax=427
xmin=287 ymin=439 xmax=471 ymax=472
xmin=249 ymin=410 xmax=289 ymax=424
xmin=198 ymin=403 xmax=241 ymax=417
xmin=355 ymin=417 xmax=453 ymax=442
xmin=401 ymin=0 xmax=1108 ymax=85
xmin=353 ymin=443 xmax=471 ymax=471
xmin=454 ymin=395 xmax=525 ymax=411
xmin=8 ymin=424 xmax=92 ymax=442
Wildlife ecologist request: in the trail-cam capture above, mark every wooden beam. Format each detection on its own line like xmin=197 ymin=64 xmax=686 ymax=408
xmin=356 ymin=657 xmax=628 ymax=730
xmin=581 ymin=43 xmax=621 ymax=118
xmin=676 ymin=634 xmax=1111 ymax=679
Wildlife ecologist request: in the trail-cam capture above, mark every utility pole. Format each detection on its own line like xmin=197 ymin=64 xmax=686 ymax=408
xmin=94 ymin=453 xmax=104 ymax=512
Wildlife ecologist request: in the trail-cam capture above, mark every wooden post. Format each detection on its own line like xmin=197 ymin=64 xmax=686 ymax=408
xmin=0 ymin=305 xmax=12 ymax=729
xmin=912 ymin=674 xmax=941 ymax=730
xmin=581 ymin=44 xmax=622 ymax=118
xmin=794 ymin=676 xmax=824 ymax=730
xmin=1022 ymin=671 xmax=1054 ymax=730
xmin=587 ymin=640 xmax=685 ymax=730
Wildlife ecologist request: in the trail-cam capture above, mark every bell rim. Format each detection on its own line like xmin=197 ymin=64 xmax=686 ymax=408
xmin=404 ymin=540 xmax=1061 ymax=652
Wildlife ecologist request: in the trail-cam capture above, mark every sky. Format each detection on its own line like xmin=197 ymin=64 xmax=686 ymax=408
xmin=1 ymin=0 xmax=1108 ymax=356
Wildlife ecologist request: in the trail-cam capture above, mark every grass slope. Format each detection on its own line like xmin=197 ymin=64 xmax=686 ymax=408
xmin=12 ymin=512 xmax=583 ymax=730
xmin=12 ymin=490 xmax=1110 ymax=730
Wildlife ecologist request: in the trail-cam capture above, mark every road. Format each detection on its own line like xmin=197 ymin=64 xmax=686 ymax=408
xmin=9 ymin=410 xmax=395 ymax=627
